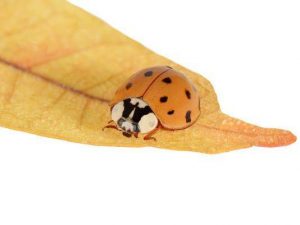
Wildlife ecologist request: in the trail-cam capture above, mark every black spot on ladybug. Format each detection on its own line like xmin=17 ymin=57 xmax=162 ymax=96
xmin=144 ymin=71 xmax=153 ymax=77
xmin=122 ymin=98 xmax=135 ymax=118
xmin=185 ymin=111 xmax=192 ymax=123
xmin=162 ymin=77 xmax=172 ymax=84
xmin=185 ymin=89 xmax=191 ymax=99
xmin=167 ymin=110 xmax=175 ymax=115
xmin=160 ymin=96 xmax=168 ymax=103
xmin=132 ymin=106 xmax=153 ymax=123
xmin=126 ymin=82 xmax=132 ymax=90
xmin=166 ymin=66 xmax=173 ymax=69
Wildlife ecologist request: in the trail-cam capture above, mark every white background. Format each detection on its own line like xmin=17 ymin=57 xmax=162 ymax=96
xmin=0 ymin=0 xmax=299 ymax=224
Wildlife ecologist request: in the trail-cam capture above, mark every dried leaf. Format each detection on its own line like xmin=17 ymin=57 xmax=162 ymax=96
xmin=0 ymin=0 xmax=296 ymax=153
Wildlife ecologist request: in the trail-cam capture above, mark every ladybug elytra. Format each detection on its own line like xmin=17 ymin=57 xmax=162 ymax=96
xmin=103 ymin=66 xmax=201 ymax=140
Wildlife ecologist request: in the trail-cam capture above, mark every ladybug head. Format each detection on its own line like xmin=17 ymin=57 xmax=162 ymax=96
xmin=111 ymin=97 xmax=158 ymax=135
xmin=117 ymin=117 xmax=139 ymax=134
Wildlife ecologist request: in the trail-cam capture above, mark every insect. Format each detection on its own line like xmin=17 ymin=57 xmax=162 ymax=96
xmin=103 ymin=66 xmax=201 ymax=140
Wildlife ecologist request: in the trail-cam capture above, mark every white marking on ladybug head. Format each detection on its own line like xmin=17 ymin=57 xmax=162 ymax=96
xmin=111 ymin=101 xmax=124 ymax=123
xmin=111 ymin=97 xmax=158 ymax=135
xmin=138 ymin=112 xmax=158 ymax=134
xmin=129 ymin=107 xmax=135 ymax=119
xmin=120 ymin=120 xmax=134 ymax=133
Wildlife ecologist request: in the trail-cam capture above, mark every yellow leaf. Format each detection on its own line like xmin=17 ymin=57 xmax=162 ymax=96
xmin=0 ymin=0 xmax=296 ymax=153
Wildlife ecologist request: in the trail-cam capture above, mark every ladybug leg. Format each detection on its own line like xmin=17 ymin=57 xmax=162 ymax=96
xmin=133 ymin=132 xmax=139 ymax=138
xmin=143 ymin=126 xmax=160 ymax=141
xmin=102 ymin=121 xmax=119 ymax=131
xmin=103 ymin=125 xmax=118 ymax=131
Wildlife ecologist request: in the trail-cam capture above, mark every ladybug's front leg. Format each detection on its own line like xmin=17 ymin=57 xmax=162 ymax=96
xmin=133 ymin=132 xmax=139 ymax=138
xmin=102 ymin=121 xmax=119 ymax=131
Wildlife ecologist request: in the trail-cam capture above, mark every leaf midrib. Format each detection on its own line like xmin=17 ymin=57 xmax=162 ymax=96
xmin=0 ymin=56 xmax=110 ymax=104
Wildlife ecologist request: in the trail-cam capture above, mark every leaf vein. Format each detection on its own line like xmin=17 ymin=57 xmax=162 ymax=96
xmin=5 ymin=74 xmax=20 ymax=104
xmin=0 ymin=56 xmax=110 ymax=104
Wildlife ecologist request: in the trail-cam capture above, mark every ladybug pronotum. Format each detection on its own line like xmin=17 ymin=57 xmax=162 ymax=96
xmin=103 ymin=66 xmax=201 ymax=140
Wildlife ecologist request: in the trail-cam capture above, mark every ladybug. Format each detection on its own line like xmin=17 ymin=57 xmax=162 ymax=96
xmin=103 ymin=66 xmax=201 ymax=140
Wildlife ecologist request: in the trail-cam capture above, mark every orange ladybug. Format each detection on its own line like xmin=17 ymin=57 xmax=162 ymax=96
xmin=103 ymin=66 xmax=201 ymax=140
